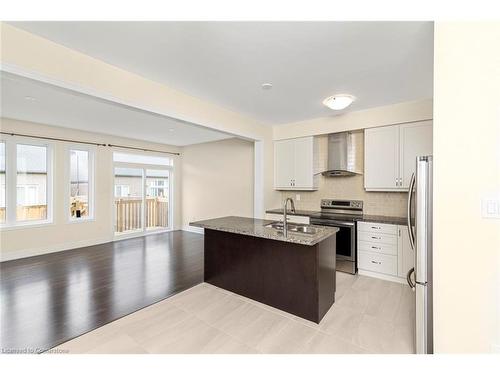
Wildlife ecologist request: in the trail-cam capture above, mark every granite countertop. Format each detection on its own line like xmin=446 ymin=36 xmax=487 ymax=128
xmin=356 ymin=215 xmax=407 ymax=226
xmin=266 ymin=208 xmax=407 ymax=226
xmin=189 ymin=216 xmax=339 ymax=246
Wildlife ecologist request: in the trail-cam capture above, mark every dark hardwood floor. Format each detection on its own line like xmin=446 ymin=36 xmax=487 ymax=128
xmin=0 ymin=230 xmax=204 ymax=353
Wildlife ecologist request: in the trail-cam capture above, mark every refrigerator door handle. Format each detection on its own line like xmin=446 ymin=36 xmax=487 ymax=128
xmin=407 ymin=267 xmax=416 ymax=291
xmin=407 ymin=173 xmax=416 ymax=250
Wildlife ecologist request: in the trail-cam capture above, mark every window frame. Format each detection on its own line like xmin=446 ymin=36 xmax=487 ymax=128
xmin=0 ymin=135 xmax=54 ymax=230
xmin=66 ymin=145 xmax=96 ymax=223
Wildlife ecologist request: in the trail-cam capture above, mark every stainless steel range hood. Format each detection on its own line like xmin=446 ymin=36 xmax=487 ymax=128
xmin=322 ymin=132 xmax=362 ymax=177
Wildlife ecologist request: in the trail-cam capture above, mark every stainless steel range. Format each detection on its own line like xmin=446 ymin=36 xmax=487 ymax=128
xmin=310 ymin=199 xmax=363 ymax=274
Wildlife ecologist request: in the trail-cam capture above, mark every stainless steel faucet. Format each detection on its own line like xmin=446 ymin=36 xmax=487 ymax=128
xmin=282 ymin=198 xmax=296 ymax=237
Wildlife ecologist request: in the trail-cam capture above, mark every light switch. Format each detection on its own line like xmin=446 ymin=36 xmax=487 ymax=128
xmin=482 ymin=197 xmax=500 ymax=218
xmin=487 ymin=200 xmax=498 ymax=215
xmin=295 ymin=194 xmax=301 ymax=201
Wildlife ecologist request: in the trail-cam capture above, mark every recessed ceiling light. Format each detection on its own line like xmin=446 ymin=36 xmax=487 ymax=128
xmin=24 ymin=96 xmax=37 ymax=101
xmin=261 ymin=83 xmax=273 ymax=90
xmin=323 ymin=94 xmax=355 ymax=110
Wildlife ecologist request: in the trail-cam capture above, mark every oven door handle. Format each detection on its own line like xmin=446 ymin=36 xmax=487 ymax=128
xmin=311 ymin=220 xmax=355 ymax=227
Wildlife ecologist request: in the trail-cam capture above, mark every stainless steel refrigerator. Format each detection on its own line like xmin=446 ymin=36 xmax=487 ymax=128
xmin=407 ymin=155 xmax=433 ymax=354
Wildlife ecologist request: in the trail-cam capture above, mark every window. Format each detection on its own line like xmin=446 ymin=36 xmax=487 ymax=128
xmin=146 ymin=178 xmax=168 ymax=198
xmin=16 ymin=144 xmax=48 ymax=222
xmin=114 ymin=185 xmax=130 ymax=197
xmin=69 ymin=148 xmax=94 ymax=220
xmin=0 ymin=137 xmax=53 ymax=227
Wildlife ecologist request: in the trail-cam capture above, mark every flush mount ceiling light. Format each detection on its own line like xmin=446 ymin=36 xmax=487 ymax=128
xmin=323 ymin=94 xmax=355 ymax=110
xmin=261 ymin=83 xmax=273 ymax=90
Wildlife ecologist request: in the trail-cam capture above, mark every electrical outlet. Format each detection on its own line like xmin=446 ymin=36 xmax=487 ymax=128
xmin=295 ymin=194 xmax=301 ymax=201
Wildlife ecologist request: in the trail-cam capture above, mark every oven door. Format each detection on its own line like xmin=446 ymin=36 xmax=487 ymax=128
xmin=310 ymin=219 xmax=355 ymax=262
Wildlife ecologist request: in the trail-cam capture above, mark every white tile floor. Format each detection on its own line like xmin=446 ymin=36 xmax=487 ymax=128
xmin=54 ymin=273 xmax=415 ymax=354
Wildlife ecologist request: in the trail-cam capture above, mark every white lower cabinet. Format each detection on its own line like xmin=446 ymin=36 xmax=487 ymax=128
xmin=358 ymin=251 xmax=398 ymax=275
xmin=357 ymin=221 xmax=414 ymax=283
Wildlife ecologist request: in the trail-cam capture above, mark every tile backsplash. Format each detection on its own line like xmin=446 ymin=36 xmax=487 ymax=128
xmin=279 ymin=132 xmax=408 ymax=217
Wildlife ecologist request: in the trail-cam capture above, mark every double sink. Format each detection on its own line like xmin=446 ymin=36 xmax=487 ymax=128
xmin=265 ymin=222 xmax=319 ymax=235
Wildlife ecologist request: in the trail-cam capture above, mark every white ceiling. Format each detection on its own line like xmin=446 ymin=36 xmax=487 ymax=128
xmin=9 ymin=21 xmax=434 ymax=125
xmin=0 ymin=72 xmax=233 ymax=146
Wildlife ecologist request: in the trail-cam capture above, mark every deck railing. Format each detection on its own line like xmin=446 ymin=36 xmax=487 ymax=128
xmin=115 ymin=197 xmax=168 ymax=233
xmin=0 ymin=205 xmax=47 ymax=221
xmin=0 ymin=199 xmax=167 ymax=230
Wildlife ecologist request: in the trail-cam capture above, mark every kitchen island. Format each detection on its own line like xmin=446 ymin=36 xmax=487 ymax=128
xmin=190 ymin=216 xmax=339 ymax=323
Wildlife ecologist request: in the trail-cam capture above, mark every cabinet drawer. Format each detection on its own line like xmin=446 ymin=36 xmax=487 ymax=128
xmin=357 ymin=221 xmax=398 ymax=235
xmin=358 ymin=231 xmax=397 ymax=246
xmin=265 ymin=213 xmax=310 ymax=224
xmin=358 ymin=251 xmax=398 ymax=275
xmin=357 ymin=240 xmax=397 ymax=256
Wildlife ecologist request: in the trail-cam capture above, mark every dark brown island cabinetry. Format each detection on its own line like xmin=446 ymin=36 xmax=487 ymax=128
xmin=203 ymin=228 xmax=337 ymax=323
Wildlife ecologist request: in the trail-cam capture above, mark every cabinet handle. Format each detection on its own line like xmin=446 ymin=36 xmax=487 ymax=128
xmin=371 ymin=260 xmax=382 ymax=265
xmin=371 ymin=226 xmax=381 ymax=229
xmin=371 ymin=246 xmax=381 ymax=250
xmin=371 ymin=236 xmax=381 ymax=240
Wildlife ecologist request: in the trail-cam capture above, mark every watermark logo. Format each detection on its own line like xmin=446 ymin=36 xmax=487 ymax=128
xmin=1 ymin=347 xmax=69 ymax=354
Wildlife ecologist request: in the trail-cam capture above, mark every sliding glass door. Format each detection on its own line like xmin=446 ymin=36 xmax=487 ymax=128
xmin=114 ymin=167 xmax=143 ymax=234
xmin=113 ymin=152 xmax=172 ymax=237
xmin=145 ymin=169 xmax=169 ymax=231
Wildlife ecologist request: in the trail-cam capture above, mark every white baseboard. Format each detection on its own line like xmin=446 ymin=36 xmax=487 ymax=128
xmin=1 ymin=227 xmax=204 ymax=262
xmin=1 ymin=236 xmax=113 ymax=262
xmin=182 ymin=225 xmax=205 ymax=235
xmin=358 ymin=269 xmax=407 ymax=285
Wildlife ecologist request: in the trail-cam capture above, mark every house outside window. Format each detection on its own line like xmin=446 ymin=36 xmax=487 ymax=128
xmin=68 ymin=148 xmax=94 ymax=220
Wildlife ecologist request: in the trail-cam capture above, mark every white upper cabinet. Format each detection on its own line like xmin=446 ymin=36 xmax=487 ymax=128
xmin=364 ymin=125 xmax=400 ymax=190
xmin=399 ymin=121 xmax=433 ymax=188
xmin=364 ymin=121 xmax=432 ymax=191
xmin=293 ymin=137 xmax=315 ymax=189
xmin=274 ymin=139 xmax=295 ymax=188
xmin=274 ymin=136 xmax=318 ymax=190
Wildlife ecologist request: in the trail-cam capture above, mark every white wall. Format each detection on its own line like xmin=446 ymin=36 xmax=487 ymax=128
xmin=433 ymin=22 xmax=500 ymax=353
xmin=181 ymin=138 xmax=254 ymax=231
xmin=273 ymin=99 xmax=433 ymax=140
xmin=0 ymin=117 xmax=182 ymax=261
xmin=0 ymin=22 xmax=280 ymax=217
